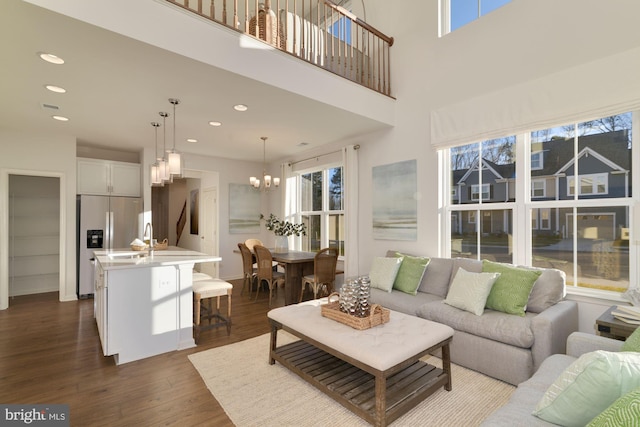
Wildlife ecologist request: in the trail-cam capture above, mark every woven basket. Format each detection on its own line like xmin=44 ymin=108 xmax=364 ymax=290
xmin=130 ymin=238 xmax=168 ymax=251
xmin=321 ymin=292 xmax=390 ymax=330
xmin=154 ymin=238 xmax=168 ymax=250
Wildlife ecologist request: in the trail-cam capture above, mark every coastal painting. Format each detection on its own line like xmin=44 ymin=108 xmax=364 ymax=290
xmin=372 ymin=159 xmax=417 ymax=240
xmin=229 ymin=183 xmax=260 ymax=234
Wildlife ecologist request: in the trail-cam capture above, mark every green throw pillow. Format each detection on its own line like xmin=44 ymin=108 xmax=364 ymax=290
xmin=392 ymin=252 xmax=430 ymax=295
xmin=482 ymin=260 xmax=541 ymax=316
xmin=587 ymin=386 xmax=640 ymax=427
xmin=533 ymin=350 xmax=640 ymax=427
xmin=622 ymin=326 xmax=640 ymax=352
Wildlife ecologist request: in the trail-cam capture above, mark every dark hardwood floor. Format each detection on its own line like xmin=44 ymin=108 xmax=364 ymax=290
xmin=0 ymin=279 xmax=285 ymax=426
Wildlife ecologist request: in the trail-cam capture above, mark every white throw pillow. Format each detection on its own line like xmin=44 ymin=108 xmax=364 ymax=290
xmin=369 ymin=257 xmax=403 ymax=292
xmin=443 ymin=267 xmax=500 ymax=316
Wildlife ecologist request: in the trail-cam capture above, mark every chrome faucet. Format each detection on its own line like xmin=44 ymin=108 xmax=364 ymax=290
xmin=144 ymin=222 xmax=154 ymax=249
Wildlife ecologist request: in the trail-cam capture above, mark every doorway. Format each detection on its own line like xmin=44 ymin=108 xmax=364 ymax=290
xmin=8 ymin=175 xmax=61 ymax=297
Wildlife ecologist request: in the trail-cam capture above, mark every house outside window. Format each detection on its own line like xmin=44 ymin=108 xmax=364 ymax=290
xmin=441 ymin=0 xmax=512 ymax=35
xmin=443 ymin=111 xmax=635 ymax=294
xmin=298 ymin=166 xmax=345 ymax=255
xmin=449 ymin=137 xmax=515 ymax=261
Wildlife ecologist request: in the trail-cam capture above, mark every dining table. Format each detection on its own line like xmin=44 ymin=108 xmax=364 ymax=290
xmin=271 ymin=250 xmax=317 ymax=305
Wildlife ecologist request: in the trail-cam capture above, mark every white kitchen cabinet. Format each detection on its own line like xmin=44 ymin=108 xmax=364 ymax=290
xmin=77 ymin=158 xmax=140 ymax=197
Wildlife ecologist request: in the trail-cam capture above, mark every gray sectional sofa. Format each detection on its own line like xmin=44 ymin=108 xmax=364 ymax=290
xmin=368 ymin=254 xmax=579 ymax=385
xmin=480 ymin=332 xmax=625 ymax=426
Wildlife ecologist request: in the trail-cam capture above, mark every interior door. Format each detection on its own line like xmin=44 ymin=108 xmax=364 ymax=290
xmin=199 ymin=187 xmax=218 ymax=277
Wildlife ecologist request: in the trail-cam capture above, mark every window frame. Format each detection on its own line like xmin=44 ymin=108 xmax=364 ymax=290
xmin=567 ymin=173 xmax=609 ymax=196
xmin=295 ymin=163 xmax=345 ymax=257
xmin=531 ymin=151 xmax=544 ymax=170
xmin=471 ymin=183 xmax=490 ymax=201
xmin=531 ymin=179 xmax=546 ymax=198
xmin=440 ymin=111 xmax=638 ymax=296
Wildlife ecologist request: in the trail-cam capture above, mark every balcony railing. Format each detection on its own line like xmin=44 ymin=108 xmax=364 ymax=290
xmin=165 ymin=0 xmax=394 ymax=96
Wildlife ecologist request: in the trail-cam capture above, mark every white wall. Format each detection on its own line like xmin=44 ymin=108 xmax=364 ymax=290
xmin=177 ymin=152 xmax=279 ymax=280
xmin=0 ymin=130 xmax=77 ymax=309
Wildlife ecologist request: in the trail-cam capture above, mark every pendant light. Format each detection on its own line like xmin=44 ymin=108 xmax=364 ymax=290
xmin=150 ymin=121 xmax=163 ymax=187
xmin=250 ymin=136 xmax=280 ymax=191
xmin=158 ymin=111 xmax=171 ymax=183
xmin=167 ymin=98 xmax=183 ymax=178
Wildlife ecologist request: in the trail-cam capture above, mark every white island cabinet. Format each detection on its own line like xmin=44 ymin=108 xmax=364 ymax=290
xmin=94 ymin=247 xmax=220 ymax=365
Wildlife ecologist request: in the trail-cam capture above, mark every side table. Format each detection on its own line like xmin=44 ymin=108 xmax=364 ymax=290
xmin=595 ymin=305 xmax=638 ymax=340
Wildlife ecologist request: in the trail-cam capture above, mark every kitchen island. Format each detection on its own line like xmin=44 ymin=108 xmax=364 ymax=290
xmin=93 ymin=246 xmax=221 ymax=365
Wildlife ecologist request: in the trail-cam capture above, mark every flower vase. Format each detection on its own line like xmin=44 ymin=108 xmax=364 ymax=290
xmin=274 ymin=235 xmax=289 ymax=253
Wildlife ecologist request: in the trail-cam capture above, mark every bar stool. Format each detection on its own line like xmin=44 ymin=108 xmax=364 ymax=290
xmin=193 ymin=271 xmax=213 ymax=282
xmin=193 ymin=278 xmax=232 ymax=343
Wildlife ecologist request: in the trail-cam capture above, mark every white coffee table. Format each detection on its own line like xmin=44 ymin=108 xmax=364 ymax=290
xmin=267 ymin=301 xmax=455 ymax=427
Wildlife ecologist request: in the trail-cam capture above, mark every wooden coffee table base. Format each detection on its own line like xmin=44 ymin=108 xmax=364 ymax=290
xmin=269 ymin=323 xmax=452 ymax=427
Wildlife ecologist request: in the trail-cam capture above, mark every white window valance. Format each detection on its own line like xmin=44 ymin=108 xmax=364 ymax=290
xmin=430 ymin=46 xmax=640 ymax=150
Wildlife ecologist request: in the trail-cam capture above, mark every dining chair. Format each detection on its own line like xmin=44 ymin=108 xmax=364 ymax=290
xmin=299 ymin=247 xmax=339 ymax=302
xmin=238 ymin=243 xmax=257 ymax=297
xmin=254 ymin=244 xmax=285 ymax=307
xmin=244 ymin=238 xmax=263 ymax=253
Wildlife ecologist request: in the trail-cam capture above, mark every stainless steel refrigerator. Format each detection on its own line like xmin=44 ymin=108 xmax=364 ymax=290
xmin=76 ymin=195 xmax=142 ymax=298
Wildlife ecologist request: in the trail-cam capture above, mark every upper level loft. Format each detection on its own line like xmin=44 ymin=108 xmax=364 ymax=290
xmin=165 ymin=0 xmax=394 ymax=97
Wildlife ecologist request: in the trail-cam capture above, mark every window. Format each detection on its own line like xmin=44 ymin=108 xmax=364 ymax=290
xmin=449 ymin=137 xmax=515 ymax=263
xmin=567 ymin=173 xmax=608 ymax=196
xmin=441 ymin=0 xmax=512 ymax=35
xmin=471 ymin=184 xmax=490 ymax=201
xmin=531 ymin=179 xmax=546 ymax=198
xmin=298 ymin=166 xmax=344 ymax=255
xmin=531 ymin=151 xmax=543 ymax=170
xmin=443 ymin=112 xmax=634 ymax=293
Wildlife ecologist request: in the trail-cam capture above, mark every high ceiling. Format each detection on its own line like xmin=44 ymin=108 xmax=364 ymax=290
xmin=0 ymin=0 xmax=390 ymax=163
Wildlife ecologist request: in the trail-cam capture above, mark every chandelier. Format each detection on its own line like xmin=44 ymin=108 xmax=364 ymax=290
xmin=250 ymin=136 xmax=280 ymax=191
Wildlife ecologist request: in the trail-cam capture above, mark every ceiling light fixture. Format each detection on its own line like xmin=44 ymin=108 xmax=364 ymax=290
xmin=150 ymin=122 xmax=164 ymax=187
xmin=186 ymin=138 xmax=197 ymax=143
xmin=39 ymin=52 xmax=64 ymax=64
xmin=158 ymin=111 xmax=171 ymax=183
xmin=52 ymin=115 xmax=69 ymax=121
xmin=167 ymin=98 xmax=183 ymax=178
xmin=234 ymin=104 xmax=248 ymax=112
xmin=45 ymin=84 xmax=66 ymax=93
xmin=208 ymin=121 xmax=222 ymax=127
xmin=250 ymin=136 xmax=280 ymax=191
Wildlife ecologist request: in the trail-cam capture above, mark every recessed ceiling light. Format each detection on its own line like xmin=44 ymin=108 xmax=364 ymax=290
xmin=208 ymin=121 xmax=222 ymax=127
xmin=186 ymin=138 xmax=198 ymax=143
xmin=45 ymin=84 xmax=66 ymax=93
xmin=233 ymin=104 xmax=248 ymax=112
xmin=39 ymin=52 xmax=65 ymax=65
xmin=52 ymin=115 xmax=69 ymax=121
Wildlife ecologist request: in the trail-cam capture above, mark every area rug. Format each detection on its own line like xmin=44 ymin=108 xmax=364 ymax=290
xmin=189 ymin=332 xmax=515 ymax=426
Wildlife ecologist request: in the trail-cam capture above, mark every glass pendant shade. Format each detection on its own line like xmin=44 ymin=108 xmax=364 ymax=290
xmin=150 ymin=163 xmax=163 ymax=187
xmin=158 ymin=158 xmax=170 ymax=183
xmin=168 ymin=98 xmax=183 ymax=178
xmin=168 ymin=149 xmax=183 ymax=177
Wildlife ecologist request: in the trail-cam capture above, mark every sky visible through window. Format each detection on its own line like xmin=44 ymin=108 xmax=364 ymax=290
xmin=450 ymin=0 xmax=512 ymax=32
